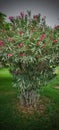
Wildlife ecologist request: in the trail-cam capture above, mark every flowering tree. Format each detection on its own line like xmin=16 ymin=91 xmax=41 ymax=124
xmin=0 ymin=11 xmax=59 ymax=107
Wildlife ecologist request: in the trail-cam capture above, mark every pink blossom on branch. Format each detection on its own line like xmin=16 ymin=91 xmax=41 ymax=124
xmin=8 ymin=37 xmax=14 ymax=42
xmin=33 ymin=15 xmax=38 ymax=20
xmin=20 ymin=12 xmax=24 ymax=18
xmin=19 ymin=31 xmax=23 ymax=36
xmin=0 ymin=40 xmax=4 ymax=46
xmin=18 ymin=43 xmax=24 ymax=48
xmin=40 ymin=34 xmax=46 ymax=41
xmin=9 ymin=16 xmax=14 ymax=21
xmin=8 ymin=53 xmax=13 ymax=57
xmin=17 ymin=15 xmax=21 ymax=19
xmin=53 ymin=39 xmax=58 ymax=44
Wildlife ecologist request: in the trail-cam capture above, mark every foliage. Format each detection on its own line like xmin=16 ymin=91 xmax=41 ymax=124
xmin=0 ymin=11 xmax=59 ymax=107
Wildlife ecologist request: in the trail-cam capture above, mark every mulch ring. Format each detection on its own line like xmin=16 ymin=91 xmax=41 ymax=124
xmin=15 ymin=96 xmax=51 ymax=115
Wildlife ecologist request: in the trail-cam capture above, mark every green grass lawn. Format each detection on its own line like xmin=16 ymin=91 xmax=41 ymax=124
xmin=0 ymin=68 xmax=59 ymax=130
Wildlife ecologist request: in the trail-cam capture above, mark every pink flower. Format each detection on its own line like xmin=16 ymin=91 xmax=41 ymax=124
xmin=18 ymin=43 xmax=24 ymax=48
xmin=8 ymin=37 xmax=13 ymax=42
xmin=9 ymin=16 xmax=14 ymax=21
xmin=0 ymin=40 xmax=4 ymax=46
xmin=40 ymin=34 xmax=46 ymax=41
xmin=19 ymin=31 xmax=23 ymax=36
xmin=8 ymin=53 xmax=13 ymax=57
xmin=20 ymin=12 xmax=24 ymax=18
xmin=17 ymin=15 xmax=21 ymax=19
xmin=53 ymin=40 xmax=58 ymax=44
xmin=33 ymin=15 xmax=38 ymax=20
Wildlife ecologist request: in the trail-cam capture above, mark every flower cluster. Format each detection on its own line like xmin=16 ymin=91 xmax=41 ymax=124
xmin=40 ymin=34 xmax=46 ymax=41
xmin=0 ymin=40 xmax=4 ymax=46
xmin=8 ymin=53 xmax=13 ymax=57
xmin=9 ymin=16 xmax=14 ymax=21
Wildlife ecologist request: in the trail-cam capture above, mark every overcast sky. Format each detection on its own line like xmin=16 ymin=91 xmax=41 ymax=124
xmin=0 ymin=0 xmax=59 ymax=27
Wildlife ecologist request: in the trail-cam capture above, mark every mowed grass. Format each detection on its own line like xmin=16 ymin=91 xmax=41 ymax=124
xmin=0 ymin=68 xmax=59 ymax=130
